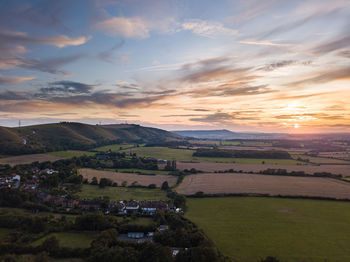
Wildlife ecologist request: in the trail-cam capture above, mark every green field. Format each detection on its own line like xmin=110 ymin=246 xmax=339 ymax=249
xmin=291 ymin=153 xmax=350 ymax=164
xmin=121 ymin=146 xmax=305 ymax=165
xmin=0 ymin=228 xmax=14 ymax=240
xmin=49 ymin=150 xmax=95 ymax=158
xmin=194 ymin=157 xmax=305 ymax=165
xmin=78 ymin=184 xmax=167 ymax=201
xmin=121 ymin=146 xmax=194 ymax=161
xmin=186 ymin=197 xmax=350 ymax=262
xmin=32 ymin=232 xmax=97 ymax=248
xmin=94 ymin=143 xmax=136 ymax=152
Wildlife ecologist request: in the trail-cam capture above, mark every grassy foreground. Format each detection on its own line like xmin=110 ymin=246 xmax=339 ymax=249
xmin=78 ymin=184 xmax=167 ymax=201
xmin=185 ymin=197 xmax=350 ymax=262
xmin=32 ymin=232 xmax=98 ymax=248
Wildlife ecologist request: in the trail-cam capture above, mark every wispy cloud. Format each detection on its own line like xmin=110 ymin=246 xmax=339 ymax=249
xmin=94 ymin=17 xmax=149 ymax=38
xmin=0 ymin=75 xmax=35 ymax=85
xmin=0 ymin=30 xmax=90 ymax=48
xmin=182 ymin=19 xmax=237 ymax=37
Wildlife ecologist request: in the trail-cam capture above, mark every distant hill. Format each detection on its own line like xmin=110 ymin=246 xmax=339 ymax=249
xmin=0 ymin=122 xmax=183 ymax=155
xmin=172 ymin=129 xmax=288 ymax=140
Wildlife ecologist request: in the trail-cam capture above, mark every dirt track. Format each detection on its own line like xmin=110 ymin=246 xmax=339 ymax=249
xmin=177 ymin=161 xmax=350 ymax=177
xmin=176 ymin=173 xmax=350 ymax=199
xmin=80 ymin=168 xmax=177 ymax=187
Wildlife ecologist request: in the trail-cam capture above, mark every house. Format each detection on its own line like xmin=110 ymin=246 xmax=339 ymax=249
xmin=127 ymin=232 xmax=144 ymax=239
xmin=140 ymin=201 xmax=169 ymax=215
xmin=125 ymin=200 xmax=139 ymax=214
xmin=78 ymin=199 xmax=101 ymax=210
xmin=22 ymin=179 xmax=38 ymax=191
xmin=158 ymin=225 xmax=169 ymax=232
xmin=96 ymin=154 xmax=109 ymax=161
xmin=62 ymin=198 xmax=79 ymax=208
xmin=0 ymin=174 xmax=21 ymax=189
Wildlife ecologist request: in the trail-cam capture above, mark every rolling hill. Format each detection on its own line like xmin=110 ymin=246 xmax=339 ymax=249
xmin=0 ymin=122 xmax=183 ymax=155
xmin=172 ymin=129 xmax=288 ymax=140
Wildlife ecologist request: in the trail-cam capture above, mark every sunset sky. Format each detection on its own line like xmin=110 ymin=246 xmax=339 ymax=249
xmin=0 ymin=0 xmax=349 ymax=133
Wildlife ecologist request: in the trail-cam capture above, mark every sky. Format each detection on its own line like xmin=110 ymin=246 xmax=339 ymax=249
xmin=0 ymin=0 xmax=349 ymax=133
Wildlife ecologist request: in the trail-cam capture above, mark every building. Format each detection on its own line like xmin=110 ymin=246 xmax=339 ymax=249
xmin=78 ymin=199 xmax=101 ymax=210
xmin=125 ymin=200 xmax=139 ymax=214
xmin=140 ymin=201 xmax=169 ymax=215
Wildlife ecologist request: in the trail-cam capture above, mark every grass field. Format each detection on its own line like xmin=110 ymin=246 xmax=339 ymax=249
xmin=0 ymin=228 xmax=13 ymax=239
xmin=122 ymin=146 xmax=194 ymax=160
xmin=186 ymin=197 xmax=350 ymax=262
xmin=78 ymin=184 xmax=167 ymax=201
xmin=121 ymin=146 xmax=305 ymax=165
xmin=49 ymin=150 xmax=95 ymax=157
xmin=291 ymin=153 xmax=350 ymax=164
xmin=94 ymin=143 xmax=136 ymax=152
xmin=19 ymin=255 xmax=83 ymax=262
xmin=0 ymin=153 xmax=66 ymax=166
xmin=195 ymin=157 xmax=304 ymax=165
xmin=32 ymin=232 xmax=98 ymax=248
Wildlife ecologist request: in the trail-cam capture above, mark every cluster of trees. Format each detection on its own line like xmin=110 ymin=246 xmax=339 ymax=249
xmin=260 ymin=168 xmax=342 ymax=178
xmin=193 ymin=149 xmax=291 ymax=159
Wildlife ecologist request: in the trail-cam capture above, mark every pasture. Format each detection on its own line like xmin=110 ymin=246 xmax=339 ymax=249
xmin=80 ymin=168 xmax=177 ymax=187
xmin=49 ymin=150 xmax=95 ymax=158
xmin=121 ymin=146 xmax=194 ymax=161
xmin=78 ymin=184 xmax=167 ymax=201
xmin=176 ymin=161 xmax=350 ymax=176
xmin=0 ymin=153 xmax=66 ymax=166
xmin=290 ymin=153 xmax=350 ymax=164
xmin=120 ymin=146 xmax=305 ymax=164
xmin=185 ymin=197 xmax=350 ymax=262
xmin=176 ymin=173 xmax=350 ymax=199
xmin=32 ymin=232 xmax=98 ymax=248
xmin=93 ymin=143 xmax=136 ymax=152
xmin=0 ymin=228 xmax=13 ymax=240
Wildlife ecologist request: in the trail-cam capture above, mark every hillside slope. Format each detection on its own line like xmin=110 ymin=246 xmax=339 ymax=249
xmin=0 ymin=122 xmax=183 ymax=155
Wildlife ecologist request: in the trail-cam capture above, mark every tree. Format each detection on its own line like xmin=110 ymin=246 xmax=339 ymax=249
xmin=148 ymin=184 xmax=156 ymax=189
xmin=1 ymin=254 xmax=17 ymax=262
xmin=91 ymin=177 xmax=98 ymax=185
xmin=259 ymin=257 xmax=280 ymax=262
xmin=161 ymin=181 xmax=169 ymax=190
xmin=99 ymin=178 xmax=112 ymax=188
xmin=35 ymin=252 xmax=50 ymax=262
xmin=41 ymin=236 xmax=59 ymax=256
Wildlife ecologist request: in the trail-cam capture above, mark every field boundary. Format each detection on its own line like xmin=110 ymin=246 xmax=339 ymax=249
xmin=185 ymin=193 xmax=350 ymax=202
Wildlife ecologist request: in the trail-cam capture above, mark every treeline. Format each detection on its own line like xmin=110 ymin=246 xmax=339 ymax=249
xmin=193 ymin=149 xmax=291 ymax=159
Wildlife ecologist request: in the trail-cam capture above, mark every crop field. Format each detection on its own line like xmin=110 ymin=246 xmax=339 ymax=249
xmin=78 ymin=184 xmax=167 ymax=201
xmin=93 ymin=143 xmax=136 ymax=152
xmin=80 ymin=168 xmax=177 ymax=187
xmin=185 ymin=197 xmax=350 ymax=262
xmin=49 ymin=150 xmax=95 ymax=158
xmin=120 ymin=146 xmax=305 ymax=165
xmin=0 ymin=153 xmax=66 ymax=166
xmin=290 ymin=153 xmax=350 ymax=164
xmin=196 ymin=157 xmax=304 ymax=165
xmin=176 ymin=161 xmax=350 ymax=176
xmin=116 ymin=168 xmax=170 ymax=175
xmin=121 ymin=146 xmax=194 ymax=160
xmin=32 ymin=232 xmax=98 ymax=248
xmin=319 ymin=151 xmax=350 ymax=160
xmin=176 ymin=173 xmax=350 ymax=199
